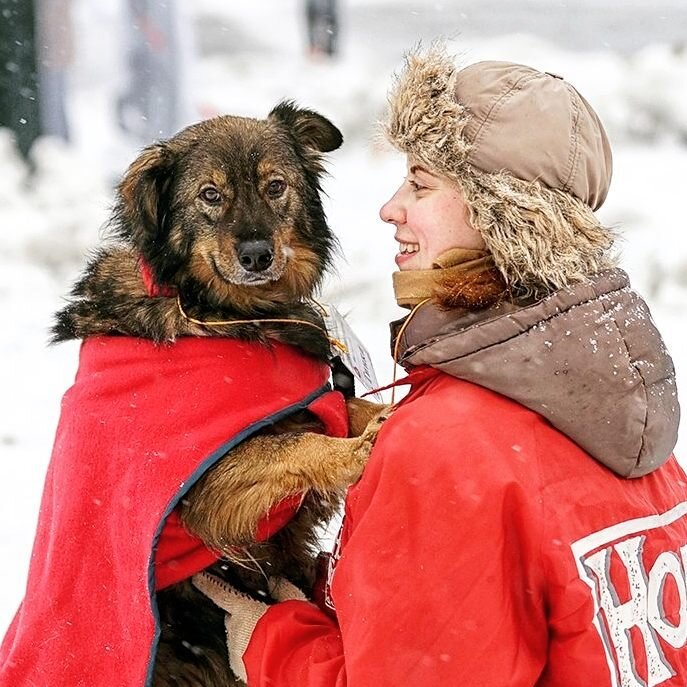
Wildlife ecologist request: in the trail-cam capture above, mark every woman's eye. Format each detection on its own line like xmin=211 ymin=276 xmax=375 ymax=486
xmin=200 ymin=187 xmax=221 ymax=203
xmin=408 ymin=179 xmax=425 ymax=192
xmin=267 ymin=179 xmax=286 ymax=198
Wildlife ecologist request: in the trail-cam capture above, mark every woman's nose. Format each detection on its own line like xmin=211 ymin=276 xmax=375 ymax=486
xmin=379 ymin=187 xmax=404 ymax=225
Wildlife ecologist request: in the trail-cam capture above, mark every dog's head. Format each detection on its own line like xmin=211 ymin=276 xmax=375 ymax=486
xmin=115 ymin=102 xmax=342 ymax=309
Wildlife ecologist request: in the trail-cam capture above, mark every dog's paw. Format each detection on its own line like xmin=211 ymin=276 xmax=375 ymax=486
xmin=345 ymin=397 xmax=387 ymax=437
xmin=351 ymin=406 xmax=392 ymax=470
xmin=365 ymin=406 xmax=392 ymax=437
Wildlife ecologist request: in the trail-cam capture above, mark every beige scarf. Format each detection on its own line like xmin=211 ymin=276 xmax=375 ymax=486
xmin=392 ymin=248 xmax=497 ymax=308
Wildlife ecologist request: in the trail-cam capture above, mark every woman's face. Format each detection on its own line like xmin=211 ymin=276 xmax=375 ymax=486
xmin=379 ymin=159 xmax=485 ymax=270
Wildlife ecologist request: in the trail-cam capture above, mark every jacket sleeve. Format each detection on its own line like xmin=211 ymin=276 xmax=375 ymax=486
xmin=243 ymin=395 xmax=549 ymax=686
xmin=244 ymin=600 xmax=347 ymax=686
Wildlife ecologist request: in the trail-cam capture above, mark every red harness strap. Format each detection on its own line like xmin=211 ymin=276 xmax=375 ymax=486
xmin=138 ymin=257 xmax=177 ymax=297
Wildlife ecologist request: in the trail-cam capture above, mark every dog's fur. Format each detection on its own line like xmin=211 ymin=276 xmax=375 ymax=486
xmin=53 ymin=102 xmax=384 ymax=686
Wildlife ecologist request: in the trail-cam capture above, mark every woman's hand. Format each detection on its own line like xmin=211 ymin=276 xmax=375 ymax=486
xmin=192 ymin=572 xmax=308 ymax=682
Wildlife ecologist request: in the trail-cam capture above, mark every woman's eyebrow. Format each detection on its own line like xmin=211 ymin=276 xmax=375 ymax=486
xmin=409 ymin=164 xmax=437 ymax=177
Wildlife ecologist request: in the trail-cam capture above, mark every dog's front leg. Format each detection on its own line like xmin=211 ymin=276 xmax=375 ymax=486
xmin=179 ymin=411 xmax=388 ymax=555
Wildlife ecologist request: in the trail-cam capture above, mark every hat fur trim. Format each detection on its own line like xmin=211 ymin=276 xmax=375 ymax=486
xmin=384 ymin=46 xmax=471 ymax=177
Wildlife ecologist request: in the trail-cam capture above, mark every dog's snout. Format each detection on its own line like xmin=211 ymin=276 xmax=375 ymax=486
xmin=237 ymin=240 xmax=274 ymax=272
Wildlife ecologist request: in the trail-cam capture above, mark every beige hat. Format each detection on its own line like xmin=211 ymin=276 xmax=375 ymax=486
xmin=454 ymin=61 xmax=612 ymax=211
xmin=384 ymin=47 xmax=617 ymax=297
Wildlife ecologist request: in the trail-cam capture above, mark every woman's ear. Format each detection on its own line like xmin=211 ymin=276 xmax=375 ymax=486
xmin=116 ymin=143 xmax=174 ymax=247
xmin=268 ymin=100 xmax=343 ymax=153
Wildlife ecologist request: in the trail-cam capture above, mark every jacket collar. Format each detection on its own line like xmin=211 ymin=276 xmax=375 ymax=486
xmin=392 ymin=269 xmax=679 ymax=478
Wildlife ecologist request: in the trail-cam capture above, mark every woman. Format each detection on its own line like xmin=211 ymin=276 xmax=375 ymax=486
xmin=195 ymin=49 xmax=686 ymax=686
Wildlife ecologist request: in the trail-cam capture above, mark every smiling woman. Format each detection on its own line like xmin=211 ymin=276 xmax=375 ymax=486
xmin=194 ymin=45 xmax=687 ymax=687
xmin=379 ymin=160 xmax=485 ymax=270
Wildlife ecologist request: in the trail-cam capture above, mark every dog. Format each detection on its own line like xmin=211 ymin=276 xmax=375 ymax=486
xmin=41 ymin=103 xmax=384 ymax=686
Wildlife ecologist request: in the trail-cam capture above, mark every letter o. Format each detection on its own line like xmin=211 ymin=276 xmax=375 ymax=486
xmin=648 ymin=551 xmax=687 ymax=648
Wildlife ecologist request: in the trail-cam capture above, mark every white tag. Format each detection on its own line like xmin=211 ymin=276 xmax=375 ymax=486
xmin=319 ymin=303 xmax=383 ymax=401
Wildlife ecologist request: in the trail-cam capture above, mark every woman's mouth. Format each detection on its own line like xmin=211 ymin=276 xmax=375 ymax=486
xmin=395 ymin=241 xmax=420 ymax=268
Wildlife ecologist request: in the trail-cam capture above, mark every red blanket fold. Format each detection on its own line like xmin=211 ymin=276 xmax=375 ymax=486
xmin=0 ymin=336 xmax=347 ymax=687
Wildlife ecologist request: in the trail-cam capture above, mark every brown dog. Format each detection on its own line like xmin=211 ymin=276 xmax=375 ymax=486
xmin=52 ymin=103 xmax=384 ymax=686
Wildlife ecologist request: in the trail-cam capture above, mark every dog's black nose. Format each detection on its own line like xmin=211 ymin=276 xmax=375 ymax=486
xmin=237 ymin=240 xmax=274 ymax=272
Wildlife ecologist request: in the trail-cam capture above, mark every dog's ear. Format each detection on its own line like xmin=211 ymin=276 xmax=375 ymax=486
xmin=117 ymin=143 xmax=174 ymax=245
xmin=269 ymin=101 xmax=343 ymax=153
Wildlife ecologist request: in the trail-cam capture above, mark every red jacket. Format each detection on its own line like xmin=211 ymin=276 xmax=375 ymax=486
xmin=243 ymin=368 xmax=687 ymax=686
xmin=241 ymin=270 xmax=684 ymax=686
xmin=0 ymin=336 xmax=347 ymax=687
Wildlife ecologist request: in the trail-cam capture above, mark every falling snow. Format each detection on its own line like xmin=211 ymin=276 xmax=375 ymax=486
xmin=1 ymin=0 xmax=686 ymax=637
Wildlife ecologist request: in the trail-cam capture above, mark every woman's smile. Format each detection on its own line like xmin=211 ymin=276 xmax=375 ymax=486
xmin=394 ymin=237 xmax=421 ymax=267
xmin=381 ymin=160 xmax=485 ymax=270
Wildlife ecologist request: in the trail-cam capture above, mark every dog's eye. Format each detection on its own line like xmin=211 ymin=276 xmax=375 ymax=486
xmin=200 ymin=187 xmax=222 ymax=204
xmin=266 ymin=179 xmax=286 ymax=198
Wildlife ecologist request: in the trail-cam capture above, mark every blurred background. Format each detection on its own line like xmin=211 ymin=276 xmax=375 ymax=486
xmin=1 ymin=0 xmax=686 ymax=634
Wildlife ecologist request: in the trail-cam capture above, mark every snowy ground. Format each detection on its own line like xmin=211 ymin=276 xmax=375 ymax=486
xmin=1 ymin=0 xmax=687 ymax=635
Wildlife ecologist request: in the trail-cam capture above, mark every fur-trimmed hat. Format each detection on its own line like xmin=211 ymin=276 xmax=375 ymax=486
xmin=384 ymin=47 xmax=617 ymax=298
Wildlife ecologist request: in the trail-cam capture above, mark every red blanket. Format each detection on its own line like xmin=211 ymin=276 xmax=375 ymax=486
xmin=0 ymin=336 xmax=347 ymax=686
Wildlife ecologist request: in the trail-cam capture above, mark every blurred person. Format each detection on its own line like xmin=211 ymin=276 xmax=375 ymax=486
xmin=194 ymin=48 xmax=686 ymax=685
xmin=35 ymin=0 xmax=74 ymax=142
xmin=305 ymin=0 xmax=339 ymax=59
xmin=0 ymin=0 xmax=40 ymax=157
xmin=116 ymin=0 xmax=195 ymax=143
xmin=0 ymin=0 xmax=73 ymax=156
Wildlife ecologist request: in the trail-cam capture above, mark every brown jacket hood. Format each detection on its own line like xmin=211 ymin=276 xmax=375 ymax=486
xmin=394 ymin=269 xmax=680 ymax=478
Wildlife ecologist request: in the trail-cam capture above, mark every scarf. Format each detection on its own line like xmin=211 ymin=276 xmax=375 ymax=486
xmin=392 ymin=248 xmax=505 ymax=309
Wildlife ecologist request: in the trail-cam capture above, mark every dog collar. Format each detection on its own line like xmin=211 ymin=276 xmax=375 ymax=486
xmin=138 ymin=257 xmax=177 ymax=298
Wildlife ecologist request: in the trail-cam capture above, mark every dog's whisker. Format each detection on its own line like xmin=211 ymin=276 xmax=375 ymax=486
xmin=221 ymin=548 xmax=269 ymax=578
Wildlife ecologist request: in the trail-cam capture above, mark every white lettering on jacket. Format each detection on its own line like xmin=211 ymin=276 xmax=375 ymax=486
xmin=571 ymin=501 xmax=687 ymax=687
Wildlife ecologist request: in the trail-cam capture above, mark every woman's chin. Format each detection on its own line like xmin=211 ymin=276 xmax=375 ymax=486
xmin=394 ymin=252 xmax=421 ymax=270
